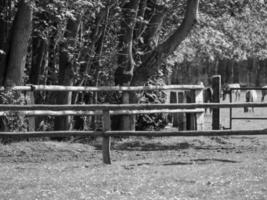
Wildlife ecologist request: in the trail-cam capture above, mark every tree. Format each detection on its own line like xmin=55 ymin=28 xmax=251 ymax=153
xmin=113 ymin=0 xmax=199 ymax=129
xmin=1 ymin=0 xmax=32 ymax=87
xmin=0 ymin=0 xmax=32 ymax=132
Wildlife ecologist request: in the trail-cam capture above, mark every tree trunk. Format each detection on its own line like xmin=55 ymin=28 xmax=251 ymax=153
xmin=0 ymin=0 xmax=32 ymax=131
xmin=233 ymin=61 xmax=239 ymax=83
xmin=114 ymin=0 xmax=199 ymax=130
xmin=3 ymin=0 xmax=32 ymax=87
xmin=29 ymin=36 xmax=47 ymax=85
xmin=28 ymin=36 xmax=47 ymax=130
xmin=54 ymin=17 xmax=81 ymax=131
xmin=0 ymin=0 xmax=9 ymax=131
xmin=0 ymin=0 xmax=9 ymax=85
xmin=131 ymin=0 xmax=199 ymax=86
xmin=115 ymin=0 xmax=140 ymax=130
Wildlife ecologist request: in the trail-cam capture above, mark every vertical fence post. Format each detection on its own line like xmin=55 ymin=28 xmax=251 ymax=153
xmin=212 ymin=75 xmax=221 ymax=130
xmin=177 ymin=91 xmax=186 ymax=130
xmin=26 ymin=90 xmax=35 ymax=131
xmin=229 ymin=90 xmax=233 ymax=129
xmin=186 ymin=90 xmax=196 ymax=130
xmin=195 ymin=87 xmax=204 ymax=130
xmin=170 ymin=91 xmax=178 ymax=127
xmin=122 ymin=92 xmax=135 ymax=131
xmin=102 ymin=110 xmax=111 ymax=164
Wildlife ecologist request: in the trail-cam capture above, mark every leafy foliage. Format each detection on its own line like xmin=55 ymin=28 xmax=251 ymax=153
xmin=168 ymin=0 xmax=267 ymax=66
xmin=136 ymin=80 xmax=168 ymax=130
xmin=0 ymin=91 xmax=28 ymax=131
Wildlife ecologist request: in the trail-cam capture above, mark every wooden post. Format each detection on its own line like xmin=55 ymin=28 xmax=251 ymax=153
xmin=102 ymin=110 xmax=111 ymax=164
xmin=26 ymin=91 xmax=35 ymax=131
xmin=177 ymin=92 xmax=186 ymax=130
xmin=121 ymin=91 xmax=135 ymax=130
xmin=195 ymin=88 xmax=204 ymax=130
xmin=186 ymin=90 xmax=196 ymax=130
xmin=170 ymin=91 xmax=178 ymax=127
xmin=229 ymin=90 xmax=233 ymax=129
xmin=212 ymin=75 xmax=221 ymax=130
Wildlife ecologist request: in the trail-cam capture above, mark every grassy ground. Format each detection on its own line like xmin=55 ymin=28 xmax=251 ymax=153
xmin=1 ymin=91 xmax=267 ymax=200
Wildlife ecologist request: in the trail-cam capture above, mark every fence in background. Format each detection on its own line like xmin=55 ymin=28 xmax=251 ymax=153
xmin=226 ymin=87 xmax=267 ymax=129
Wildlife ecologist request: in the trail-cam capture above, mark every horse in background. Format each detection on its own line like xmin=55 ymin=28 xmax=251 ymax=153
xmin=222 ymin=83 xmax=241 ymax=101
xmin=261 ymin=85 xmax=267 ymax=102
xmin=203 ymin=87 xmax=213 ymax=113
xmin=244 ymin=90 xmax=257 ymax=112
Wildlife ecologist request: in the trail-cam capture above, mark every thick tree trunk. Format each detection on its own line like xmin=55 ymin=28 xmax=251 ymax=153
xmin=3 ymin=0 xmax=32 ymax=87
xmin=54 ymin=17 xmax=81 ymax=131
xmin=0 ymin=0 xmax=9 ymax=85
xmin=29 ymin=36 xmax=47 ymax=85
xmin=0 ymin=0 xmax=32 ymax=131
xmin=0 ymin=0 xmax=9 ymax=131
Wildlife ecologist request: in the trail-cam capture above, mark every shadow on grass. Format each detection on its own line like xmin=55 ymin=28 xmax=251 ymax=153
xmin=94 ymin=140 xmax=234 ymax=152
xmin=123 ymin=158 xmax=240 ymax=168
xmin=88 ymin=141 xmax=193 ymax=151
xmin=114 ymin=141 xmax=191 ymax=151
xmin=163 ymin=158 xmax=240 ymax=166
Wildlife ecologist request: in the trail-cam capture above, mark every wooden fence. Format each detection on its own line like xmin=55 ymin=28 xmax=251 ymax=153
xmin=227 ymin=87 xmax=267 ymax=129
xmin=1 ymin=75 xmax=267 ymax=164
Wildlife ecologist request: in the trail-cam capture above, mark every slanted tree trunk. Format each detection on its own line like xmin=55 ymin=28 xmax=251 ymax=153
xmin=54 ymin=16 xmax=81 ymax=131
xmin=132 ymin=0 xmax=199 ymax=86
xmin=3 ymin=0 xmax=32 ymax=87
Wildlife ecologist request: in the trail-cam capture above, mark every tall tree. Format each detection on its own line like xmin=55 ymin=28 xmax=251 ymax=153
xmin=114 ymin=0 xmax=199 ymax=130
xmin=1 ymin=0 xmax=32 ymax=87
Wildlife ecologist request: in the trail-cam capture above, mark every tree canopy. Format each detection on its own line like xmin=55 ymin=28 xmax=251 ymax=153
xmin=0 ymin=0 xmax=266 ymax=87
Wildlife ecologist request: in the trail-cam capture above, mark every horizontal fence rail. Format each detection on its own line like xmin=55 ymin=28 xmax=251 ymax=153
xmin=1 ymin=129 xmax=267 ymax=138
xmin=231 ymin=117 xmax=267 ymax=120
xmin=229 ymin=87 xmax=267 ymax=90
xmin=0 ymin=84 xmax=204 ymax=92
xmin=0 ymin=108 xmax=205 ymax=116
xmin=1 ymin=103 xmax=267 ymax=111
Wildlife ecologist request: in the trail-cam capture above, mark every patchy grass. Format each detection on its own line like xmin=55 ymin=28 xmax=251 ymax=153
xmin=1 ymin=135 xmax=267 ymax=200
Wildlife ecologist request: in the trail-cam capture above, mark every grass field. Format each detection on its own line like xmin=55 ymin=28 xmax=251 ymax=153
xmin=1 ymin=91 xmax=267 ymax=200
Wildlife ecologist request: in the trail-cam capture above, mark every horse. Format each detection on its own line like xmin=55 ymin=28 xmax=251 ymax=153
xmin=222 ymin=83 xmax=241 ymax=101
xmin=261 ymin=85 xmax=267 ymax=102
xmin=203 ymin=87 xmax=213 ymax=113
xmin=244 ymin=90 xmax=257 ymax=112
